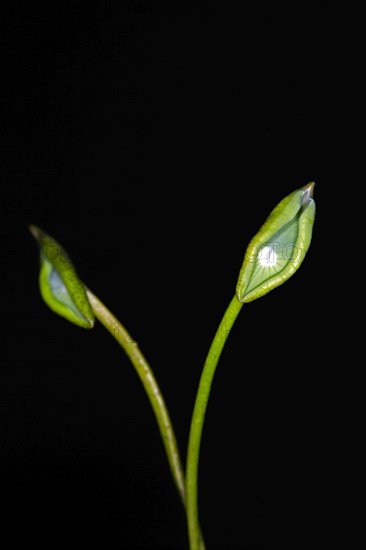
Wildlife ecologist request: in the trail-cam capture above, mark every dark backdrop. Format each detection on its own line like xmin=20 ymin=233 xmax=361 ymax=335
xmin=1 ymin=3 xmax=357 ymax=548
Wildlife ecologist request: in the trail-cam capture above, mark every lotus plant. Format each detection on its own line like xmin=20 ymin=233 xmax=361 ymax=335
xmin=30 ymin=183 xmax=316 ymax=549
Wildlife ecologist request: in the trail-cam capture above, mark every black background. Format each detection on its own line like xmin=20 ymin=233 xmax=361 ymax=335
xmin=0 ymin=2 xmax=359 ymax=548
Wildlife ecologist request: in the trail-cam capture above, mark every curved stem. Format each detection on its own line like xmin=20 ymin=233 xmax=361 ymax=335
xmin=86 ymin=288 xmax=186 ymax=506
xmin=186 ymin=295 xmax=243 ymax=550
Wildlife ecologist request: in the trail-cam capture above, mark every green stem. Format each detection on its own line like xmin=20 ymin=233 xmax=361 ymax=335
xmin=186 ymin=295 xmax=243 ymax=550
xmin=86 ymin=288 xmax=186 ymax=507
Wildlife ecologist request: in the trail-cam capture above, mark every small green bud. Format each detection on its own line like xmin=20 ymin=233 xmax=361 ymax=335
xmin=29 ymin=225 xmax=95 ymax=328
xmin=236 ymin=182 xmax=316 ymax=303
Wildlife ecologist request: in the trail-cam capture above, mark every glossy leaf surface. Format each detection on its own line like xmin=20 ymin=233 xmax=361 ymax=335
xmin=30 ymin=225 xmax=95 ymax=328
xmin=236 ymin=182 xmax=316 ymax=303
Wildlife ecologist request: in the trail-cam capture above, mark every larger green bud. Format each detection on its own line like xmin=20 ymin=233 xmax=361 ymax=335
xmin=236 ymin=182 xmax=316 ymax=303
xmin=30 ymin=225 xmax=95 ymax=328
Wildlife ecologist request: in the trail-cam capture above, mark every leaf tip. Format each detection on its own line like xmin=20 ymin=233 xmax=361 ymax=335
xmin=29 ymin=224 xmax=42 ymax=242
xmin=302 ymin=181 xmax=315 ymax=202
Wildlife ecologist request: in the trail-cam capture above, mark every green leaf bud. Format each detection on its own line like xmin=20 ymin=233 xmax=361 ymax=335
xmin=236 ymin=182 xmax=316 ymax=303
xmin=29 ymin=225 xmax=95 ymax=328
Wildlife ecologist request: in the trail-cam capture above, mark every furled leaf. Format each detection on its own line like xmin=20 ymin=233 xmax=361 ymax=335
xmin=30 ymin=225 xmax=95 ymax=328
xmin=236 ymin=182 xmax=316 ymax=303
